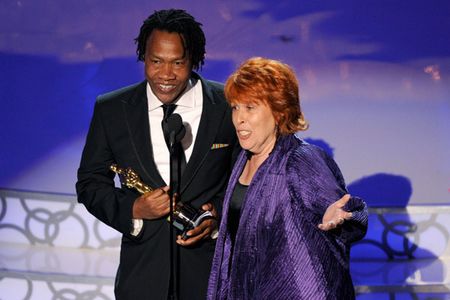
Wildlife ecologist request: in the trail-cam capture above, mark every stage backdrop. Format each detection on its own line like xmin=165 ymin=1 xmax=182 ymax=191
xmin=1 ymin=0 xmax=449 ymax=206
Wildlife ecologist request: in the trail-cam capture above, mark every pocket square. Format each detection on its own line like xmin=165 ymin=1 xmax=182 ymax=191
xmin=211 ymin=143 xmax=229 ymax=150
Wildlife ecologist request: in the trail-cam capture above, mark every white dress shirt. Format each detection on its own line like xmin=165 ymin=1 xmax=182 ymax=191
xmin=131 ymin=78 xmax=203 ymax=236
xmin=147 ymin=78 xmax=203 ymax=185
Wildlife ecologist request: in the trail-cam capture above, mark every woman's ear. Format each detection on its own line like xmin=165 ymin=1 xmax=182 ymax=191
xmin=272 ymin=111 xmax=280 ymax=124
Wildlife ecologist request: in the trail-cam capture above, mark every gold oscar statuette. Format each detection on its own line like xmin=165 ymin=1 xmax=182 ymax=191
xmin=110 ymin=164 xmax=152 ymax=194
xmin=110 ymin=163 xmax=213 ymax=239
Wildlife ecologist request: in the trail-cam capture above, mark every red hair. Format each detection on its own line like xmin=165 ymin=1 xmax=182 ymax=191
xmin=225 ymin=57 xmax=308 ymax=134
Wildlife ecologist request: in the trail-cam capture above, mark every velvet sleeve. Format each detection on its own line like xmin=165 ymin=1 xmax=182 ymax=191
xmin=286 ymin=144 xmax=368 ymax=244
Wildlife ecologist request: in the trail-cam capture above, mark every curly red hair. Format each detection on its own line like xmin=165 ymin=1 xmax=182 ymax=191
xmin=225 ymin=57 xmax=308 ymax=135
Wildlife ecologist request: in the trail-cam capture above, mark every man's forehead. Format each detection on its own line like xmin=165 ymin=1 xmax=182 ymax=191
xmin=145 ymin=31 xmax=190 ymax=60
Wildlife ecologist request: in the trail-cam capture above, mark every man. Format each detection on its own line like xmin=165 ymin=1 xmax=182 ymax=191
xmin=77 ymin=8 xmax=363 ymax=300
xmin=76 ymin=9 xmax=238 ymax=299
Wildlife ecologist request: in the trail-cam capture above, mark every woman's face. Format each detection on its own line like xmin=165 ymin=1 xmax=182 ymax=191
xmin=231 ymin=99 xmax=277 ymax=156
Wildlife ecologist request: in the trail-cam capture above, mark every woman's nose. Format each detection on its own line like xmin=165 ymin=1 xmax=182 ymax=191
xmin=234 ymin=110 xmax=245 ymax=124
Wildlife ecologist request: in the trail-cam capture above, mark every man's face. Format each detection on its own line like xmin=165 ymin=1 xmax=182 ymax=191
xmin=144 ymin=30 xmax=192 ymax=104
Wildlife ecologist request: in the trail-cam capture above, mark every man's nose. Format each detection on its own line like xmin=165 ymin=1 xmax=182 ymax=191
xmin=159 ymin=63 xmax=175 ymax=80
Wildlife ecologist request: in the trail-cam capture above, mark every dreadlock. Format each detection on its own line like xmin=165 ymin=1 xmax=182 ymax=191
xmin=134 ymin=9 xmax=206 ymax=70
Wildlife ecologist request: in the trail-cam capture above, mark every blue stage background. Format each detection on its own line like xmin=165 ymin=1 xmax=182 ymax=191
xmin=1 ymin=0 xmax=449 ymax=206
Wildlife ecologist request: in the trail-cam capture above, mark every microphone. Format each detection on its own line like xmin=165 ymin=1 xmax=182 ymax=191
xmin=162 ymin=113 xmax=186 ymax=147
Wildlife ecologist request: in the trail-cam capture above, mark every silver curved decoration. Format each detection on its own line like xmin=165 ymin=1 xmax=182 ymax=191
xmin=1 ymin=189 xmax=449 ymax=298
xmin=0 ymin=189 xmax=119 ymax=299
xmin=351 ymin=207 xmax=450 ymax=297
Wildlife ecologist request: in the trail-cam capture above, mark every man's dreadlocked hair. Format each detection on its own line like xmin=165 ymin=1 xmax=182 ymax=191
xmin=135 ymin=9 xmax=206 ymax=71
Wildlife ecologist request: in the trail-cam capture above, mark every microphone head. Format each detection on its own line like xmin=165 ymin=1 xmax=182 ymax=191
xmin=163 ymin=113 xmax=186 ymax=142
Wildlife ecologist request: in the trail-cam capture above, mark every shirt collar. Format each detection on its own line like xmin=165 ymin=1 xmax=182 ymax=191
xmin=147 ymin=78 xmax=200 ymax=112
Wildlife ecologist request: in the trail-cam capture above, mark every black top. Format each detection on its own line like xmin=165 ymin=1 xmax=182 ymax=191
xmin=228 ymin=181 xmax=249 ymax=242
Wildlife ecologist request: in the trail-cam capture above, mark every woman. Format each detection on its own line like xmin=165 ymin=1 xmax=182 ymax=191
xmin=207 ymin=57 xmax=368 ymax=299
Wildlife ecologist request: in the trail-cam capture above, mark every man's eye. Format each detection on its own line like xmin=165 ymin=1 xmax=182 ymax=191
xmin=174 ymin=60 xmax=187 ymax=67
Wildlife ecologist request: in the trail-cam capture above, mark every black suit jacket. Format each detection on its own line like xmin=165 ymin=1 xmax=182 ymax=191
xmin=76 ymin=73 xmax=238 ymax=299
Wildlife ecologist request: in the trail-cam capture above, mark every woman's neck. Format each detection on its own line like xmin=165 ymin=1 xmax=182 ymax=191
xmin=239 ymin=143 xmax=275 ymax=185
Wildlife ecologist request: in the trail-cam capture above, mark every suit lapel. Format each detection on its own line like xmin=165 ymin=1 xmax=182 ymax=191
xmin=180 ymin=75 xmax=227 ymax=194
xmin=122 ymin=81 xmax=165 ymax=188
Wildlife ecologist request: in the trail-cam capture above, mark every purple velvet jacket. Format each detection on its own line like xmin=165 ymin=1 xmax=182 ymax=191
xmin=207 ymin=134 xmax=368 ymax=300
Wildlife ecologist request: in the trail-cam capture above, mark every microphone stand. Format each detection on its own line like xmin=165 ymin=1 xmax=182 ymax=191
xmin=168 ymin=131 xmax=178 ymax=300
